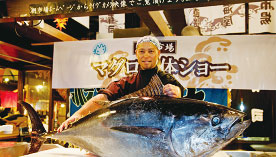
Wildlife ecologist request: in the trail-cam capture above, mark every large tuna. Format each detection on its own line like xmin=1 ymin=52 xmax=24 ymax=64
xmin=19 ymin=95 xmax=250 ymax=157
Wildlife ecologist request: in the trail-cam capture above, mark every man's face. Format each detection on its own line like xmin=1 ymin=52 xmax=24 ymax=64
xmin=135 ymin=42 xmax=160 ymax=70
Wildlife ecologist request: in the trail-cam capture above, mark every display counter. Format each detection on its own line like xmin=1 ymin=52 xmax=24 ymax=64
xmin=0 ymin=128 xmax=30 ymax=141
xmin=0 ymin=142 xmax=64 ymax=157
xmin=1 ymin=141 xmax=276 ymax=157
xmin=21 ymin=147 xmax=276 ymax=157
xmin=0 ymin=116 xmax=30 ymax=141
xmin=0 ymin=142 xmax=29 ymax=157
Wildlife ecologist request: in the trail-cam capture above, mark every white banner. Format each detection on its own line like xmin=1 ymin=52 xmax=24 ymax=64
xmin=99 ymin=14 xmax=125 ymax=33
xmin=184 ymin=4 xmax=246 ymax=35
xmin=52 ymin=35 xmax=276 ymax=90
xmin=249 ymin=1 xmax=276 ymax=33
xmin=184 ymin=1 xmax=276 ymax=35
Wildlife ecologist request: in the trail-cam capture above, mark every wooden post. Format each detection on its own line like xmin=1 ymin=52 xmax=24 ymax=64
xmin=163 ymin=9 xmax=187 ymax=36
xmin=66 ymin=89 xmax=70 ymax=118
xmin=136 ymin=10 xmax=163 ymax=36
xmin=17 ymin=70 xmax=25 ymax=114
xmin=272 ymin=91 xmax=276 ymax=142
xmin=245 ymin=3 xmax=249 ymax=34
xmin=48 ymin=69 xmax=54 ymax=132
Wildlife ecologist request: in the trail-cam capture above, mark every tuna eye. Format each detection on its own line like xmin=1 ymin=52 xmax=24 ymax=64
xmin=212 ymin=116 xmax=221 ymax=126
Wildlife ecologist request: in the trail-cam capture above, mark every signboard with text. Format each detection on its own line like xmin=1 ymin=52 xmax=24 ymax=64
xmin=29 ymin=0 xmax=209 ymax=16
xmin=53 ymin=35 xmax=276 ymax=90
xmin=184 ymin=1 xmax=276 ymax=35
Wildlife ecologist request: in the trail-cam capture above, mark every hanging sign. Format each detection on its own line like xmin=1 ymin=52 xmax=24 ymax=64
xmin=249 ymin=1 xmax=276 ymax=33
xmin=30 ymin=0 xmax=229 ymax=16
xmin=184 ymin=1 xmax=276 ymax=35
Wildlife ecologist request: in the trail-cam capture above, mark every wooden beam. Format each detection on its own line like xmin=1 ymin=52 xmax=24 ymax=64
xmin=0 ymin=53 xmax=51 ymax=69
xmin=0 ymin=41 xmax=52 ymax=60
xmin=148 ymin=11 xmax=173 ymax=36
xmin=31 ymin=42 xmax=55 ymax=46
xmin=163 ymin=9 xmax=187 ymax=36
xmin=30 ymin=23 xmax=78 ymax=45
xmin=136 ymin=9 xmax=163 ymax=36
xmin=113 ymin=27 xmax=150 ymax=38
xmin=0 ymin=22 xmax=62 ymax=44
xmin=22 ymin=64 xmax=52 ymax=70
xmin=0 ymin=59 xmax=22 ymax=70
xmin=41 ymin=23 xmax=78 ymax=41
xmin=1 ymin=21 xmax=77 ymax=45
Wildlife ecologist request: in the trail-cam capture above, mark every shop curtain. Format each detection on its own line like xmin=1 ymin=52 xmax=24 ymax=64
xmin=0 ymin=91 xmax=17 ymax=108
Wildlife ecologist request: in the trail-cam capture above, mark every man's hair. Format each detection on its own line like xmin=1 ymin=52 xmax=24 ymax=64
xmin=136 ymin=36 xmax=162 ymax=50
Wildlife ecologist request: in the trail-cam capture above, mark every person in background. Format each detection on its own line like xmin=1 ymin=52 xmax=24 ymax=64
xmin=57 ymin=36 xmax=185 ymax=132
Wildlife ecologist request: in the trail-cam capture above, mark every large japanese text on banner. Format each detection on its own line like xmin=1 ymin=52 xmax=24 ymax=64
xmin=52 ymin=35 xmax=276 ymax=90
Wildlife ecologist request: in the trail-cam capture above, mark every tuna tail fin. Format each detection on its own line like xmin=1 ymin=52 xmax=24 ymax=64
xmin=18 ymin=100 xmax=47 ymax=154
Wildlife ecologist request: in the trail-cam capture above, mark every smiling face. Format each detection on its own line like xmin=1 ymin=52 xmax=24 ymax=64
xmin=135 ymin=42 xmax=160 ymax=70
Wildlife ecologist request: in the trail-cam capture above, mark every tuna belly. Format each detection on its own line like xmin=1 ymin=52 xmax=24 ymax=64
xmin=53 ymin=123 xmax=173 ymax=157
xmin=89 ymin=127 xmax=175 ymax=157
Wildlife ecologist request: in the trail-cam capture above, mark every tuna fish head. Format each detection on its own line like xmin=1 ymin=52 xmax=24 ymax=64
xmin=168 ymin=98 xmax=250 ymax=157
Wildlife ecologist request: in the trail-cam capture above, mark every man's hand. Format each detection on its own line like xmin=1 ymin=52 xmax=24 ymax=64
xmin=57 ymin=114 xmax=81 ymax=133
xmin=163 ymin=84 xmax=182 ymax=98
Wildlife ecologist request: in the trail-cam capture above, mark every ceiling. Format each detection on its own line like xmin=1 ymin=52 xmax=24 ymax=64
xmin=0 ymin=0 xmax=265 ymax=71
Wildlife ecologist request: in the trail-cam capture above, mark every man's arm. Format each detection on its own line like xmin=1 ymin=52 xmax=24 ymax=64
xmin=57 ymin=94 xmax=108 ymax=132
xmin=98 ymin=74 xmax=137 ymax=101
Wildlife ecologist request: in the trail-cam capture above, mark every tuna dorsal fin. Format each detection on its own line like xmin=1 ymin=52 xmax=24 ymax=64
xmin=18 ymin=100 xmax=47 ymax=154
xmin=120 ymin=74 xmax=164 ymax=99
xmin=111 ymin=126 xmax=164 ymax=137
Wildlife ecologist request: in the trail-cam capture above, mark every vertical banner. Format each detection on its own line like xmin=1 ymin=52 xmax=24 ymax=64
xmin=184 ymin=1 xmax=276 ymax=34
xmin=249 ymin=1 xmax=276 ymax=33
xmin=184 ymin=4 xmax=246 ymax=35
xmin=99 ymin=14 xmax=125 ymax=33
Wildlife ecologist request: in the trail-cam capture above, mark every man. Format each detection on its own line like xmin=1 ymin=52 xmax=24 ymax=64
xmin=57 ymin=36 xmax=184 ymax=132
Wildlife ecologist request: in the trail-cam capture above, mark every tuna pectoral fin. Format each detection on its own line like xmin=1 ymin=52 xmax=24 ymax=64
xmin=18 ymin=100 xmax=47 ymax=154
xmin=111 ymin=126 xmax=164 ymax=137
